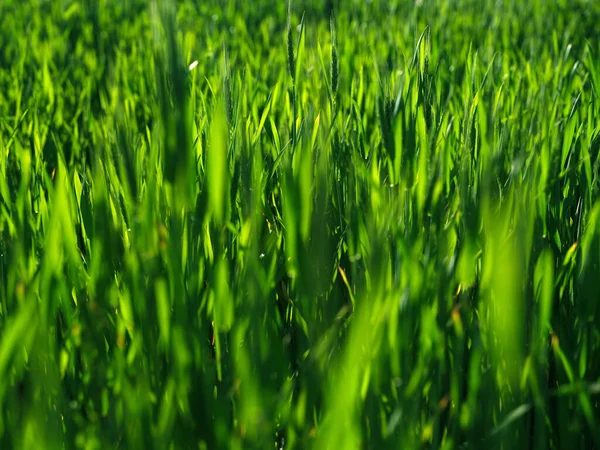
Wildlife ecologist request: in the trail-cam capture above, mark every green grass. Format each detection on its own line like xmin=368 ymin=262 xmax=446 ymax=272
xmin=1 ymin=0 xmax=600 ymax=448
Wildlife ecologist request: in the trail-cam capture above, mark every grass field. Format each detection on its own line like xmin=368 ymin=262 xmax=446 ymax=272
xmin=1 ymin=0 xmax=600 ymax=448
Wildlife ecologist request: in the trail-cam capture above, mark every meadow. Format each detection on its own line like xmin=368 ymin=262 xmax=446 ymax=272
xmin=1 ymin=0 xmax=600 ymax=448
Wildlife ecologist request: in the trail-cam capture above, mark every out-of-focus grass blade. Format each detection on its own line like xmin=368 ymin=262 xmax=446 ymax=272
xmin=208 ymin=102 xmax=230 ymax=226
xmin=534 ymin=249 xmax=554 ymax=348
xmin=490 ymin=403 xmax=532 ymax=437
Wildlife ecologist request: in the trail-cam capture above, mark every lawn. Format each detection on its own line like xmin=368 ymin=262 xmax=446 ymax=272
xmin=1 ymin=0 xmax=600 ymax=448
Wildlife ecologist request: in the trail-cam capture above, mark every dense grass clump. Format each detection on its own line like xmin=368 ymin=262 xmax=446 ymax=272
xmin=1 ymin=0 xmax=600 ymax=448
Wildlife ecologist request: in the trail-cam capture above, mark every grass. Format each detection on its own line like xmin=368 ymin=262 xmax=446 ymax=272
xmin=1 ymin=0 xmax=600 ymax=448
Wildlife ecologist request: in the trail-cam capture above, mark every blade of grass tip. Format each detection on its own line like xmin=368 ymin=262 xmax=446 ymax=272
xmin=269 ymin=138 xmax=293 ymax=180
xmin=330 ymin=14 xmax=339 ymax=103
xmin=490 ymin=403 xmax=533 ymax=437
xmin=4 ymin=108 xmax=29 ymax=153
xmin=286 ymin=0 xmax=295 ymax=84
xmin=286 ymin=0 xmax=298 ymax=150
xmin=294 ymin=12 xmax=305 ymax=83
xmin=410 ymin=27 xmax=430 ymax=71
xmin=317 ymin=42 xmax=333 ymax=105
xmin=252 ymin=91 xmax=273 ymax=145
xmin=222 ymin=42 xmax=233 ymax=126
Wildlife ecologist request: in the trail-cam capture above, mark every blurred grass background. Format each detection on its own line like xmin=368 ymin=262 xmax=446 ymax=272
xmin=1 ymin=0 xmax=600 ymax=448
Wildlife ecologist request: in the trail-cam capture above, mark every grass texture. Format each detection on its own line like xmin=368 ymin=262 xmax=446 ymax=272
xmin=1 ymin=0 xmax=600 ymax=448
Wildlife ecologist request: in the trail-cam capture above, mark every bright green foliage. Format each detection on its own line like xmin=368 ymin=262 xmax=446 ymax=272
xmin=1 ymin=0 xmax=600 ymax=449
